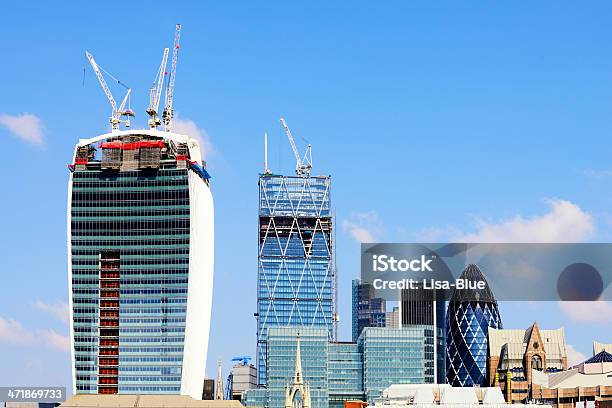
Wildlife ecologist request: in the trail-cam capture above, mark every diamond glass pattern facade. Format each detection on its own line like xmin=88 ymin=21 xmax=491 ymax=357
xmin=68 ymin=130 xmax=214 ymax=399
xmin=445 ymin=264 xmax=502 ymax=387
xmin=257 ymin=174 xmax=334 ymax=385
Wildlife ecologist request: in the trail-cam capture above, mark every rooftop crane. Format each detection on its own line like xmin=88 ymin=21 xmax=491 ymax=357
xmin=280 ymin=117 xmax=312 ymax=177
xmin=146 ymin=47 xmax=170 ymax=129
xmin=162 ymin=24 xmax=182 ymax=132
xmin=85 ymin=51 xmax=134 ymax=131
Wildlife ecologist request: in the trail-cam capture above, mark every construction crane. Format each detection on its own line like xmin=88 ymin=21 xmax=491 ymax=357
xmin=162 ymin=24 xmax=182 ymax=132
xmin=280 ymin=117 xmax=312 ymax=177
xmin=146 ymin=47 xmax=169 ymax=129
xmin=231 ymin=355 xmax=252 ymax=366
xmin=85 ymin=51 xmax=134 ymax=131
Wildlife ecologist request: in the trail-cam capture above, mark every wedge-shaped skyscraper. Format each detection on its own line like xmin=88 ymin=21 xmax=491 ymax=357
xmin=67 ymin=130 xmax=214 ymax=398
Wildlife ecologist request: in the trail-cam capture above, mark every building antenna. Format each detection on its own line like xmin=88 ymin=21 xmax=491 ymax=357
xmin=264 ymin=132 xmax=271 ymax=174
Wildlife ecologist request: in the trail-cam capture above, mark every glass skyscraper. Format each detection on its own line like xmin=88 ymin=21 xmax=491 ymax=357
xmin=445 ymin=264 xmax=502 ymax=387
xmin=351 ymin=279 xmax=386 ymax=342
xmin=359 ymin=327 xmax=434 ymax=403
xmin=67 ymin=130 xmax=214 ymax=398
xmin=257 ymin=174 xmax=335 ymax=385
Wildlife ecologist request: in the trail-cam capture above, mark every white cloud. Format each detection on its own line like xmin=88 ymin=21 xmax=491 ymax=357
xmin=0 ymin=317 xmax=35 ymax=344
xmin=456 ymin=199 xmax=594 ymax=243
xmin=0 ymin=316 xmax=69 ymax=352
xmin=342 ymin=211 xmax=382 ymax=243
xmin=34 ymin=299 xmax=69 ymax=325
xmin=172 ymin=114 xmax=214 ymax=161
xmin=566 ymin=343 xmax=587 ymax=366
xmin=39 ymin=329 xmax=70 ymax=352
xmin=0 ymin=113 xmax=45 ymax=146
xmin=558 ymin=301 xmax=612 ymax=323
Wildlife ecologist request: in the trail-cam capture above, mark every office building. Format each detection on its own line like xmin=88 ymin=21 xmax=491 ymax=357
xmin=243 ymin=326 xmax=435 ymax=408
xmin=385 ymin=307 xmax=399 ymax=329
xmin=68 ymin=130 xmax=214 ymax=398
xmin=352 ymin=279 xmax=386 ymax=342
xmin=400 ymin=287 xmax=446 ymax=384
xmin=360 ymin=327 xmax=436 ymax=402
xmin=257 ymin=173 xmax=335 ymax=385
xmin=227 ymin=360 xmax=257 ymax=400
xmin=446 ymin=264 xmax=502 ymax=387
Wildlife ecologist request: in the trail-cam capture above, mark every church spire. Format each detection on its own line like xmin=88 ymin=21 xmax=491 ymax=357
xmin=294 ymin=331 xmax=303 ymax=385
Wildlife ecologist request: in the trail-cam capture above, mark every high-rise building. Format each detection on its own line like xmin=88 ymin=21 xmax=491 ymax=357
xmin=256 ymin=173 xmax=334 ymax=385
xmin=400 ymin=288 xmax=446 ymax=384
xmin=352 ymin=279 xmax=386 ymax=342
xmin=446 ymin=264 xmax=502 ymax=387
xmin=67 ymin=130 xmax=214 ymax=398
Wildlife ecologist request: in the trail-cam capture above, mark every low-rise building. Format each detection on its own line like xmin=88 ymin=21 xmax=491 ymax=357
xmin=531 ymin=350 xmax=612 ymax=408
xmin=488 ymin=322 xmax=568 ymax=402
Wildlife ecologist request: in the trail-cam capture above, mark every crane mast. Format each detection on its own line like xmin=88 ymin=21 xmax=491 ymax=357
xmin=85 ymin=51 xmax=134 ymax=131
xmin=280 ymin=117 xmax=312 ymax=177
xmin=146 ymin=47 xmax=169 ymax=129
xmin=163 ymin=24 xmax=182 ymax=132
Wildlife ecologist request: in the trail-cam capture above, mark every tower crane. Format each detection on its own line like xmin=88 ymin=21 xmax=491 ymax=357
xmin=146 ymin=47 xmax=169 ymax=129
xmin=162 ymin=24 xmax=182 ymax=132
xmin=280 ymin=117 xmax=312 ymax=177
xmin=85 ymin=51 xmax=134 ymax=131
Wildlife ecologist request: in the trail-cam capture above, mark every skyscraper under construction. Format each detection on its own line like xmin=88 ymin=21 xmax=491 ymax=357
xmin=256 ymin=119 xmax=336 ymax=385
xmin=68 ymin=26 xmax=215 ymax=399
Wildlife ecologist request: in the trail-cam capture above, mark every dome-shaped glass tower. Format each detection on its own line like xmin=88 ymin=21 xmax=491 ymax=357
xmin=446 ymin=264 xmax=502 ymax=387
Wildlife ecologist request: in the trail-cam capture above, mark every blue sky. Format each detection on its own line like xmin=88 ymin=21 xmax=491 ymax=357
xmin=1 ymin=1 xmax=611 ymax=392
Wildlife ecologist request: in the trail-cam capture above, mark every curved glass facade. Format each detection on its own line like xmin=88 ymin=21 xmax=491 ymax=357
xmin=445 ymin=264 xmax=502 ymax=387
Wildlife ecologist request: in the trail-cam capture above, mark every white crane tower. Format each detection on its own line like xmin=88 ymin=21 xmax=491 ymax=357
xmin=162 ymin=24 xmax=182 ymax=132
xmin=86 ymin=24 xmax=182 ymax=132
xmin=280 ymin=117 xmax=313 ymax=177
xmin=146 ymin=47 xmax=169 ymax=129
xmin=85 ymin=51 xmax=134 ymax=131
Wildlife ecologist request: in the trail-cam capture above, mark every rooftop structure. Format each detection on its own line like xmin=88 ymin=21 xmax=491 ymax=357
xmin=372 ymin=384 xmax=549 ymax=408
xmin=594 ymin=341 xmax=612 ymax=355
xmin=59 ymin=394 xmax=243 ymax=408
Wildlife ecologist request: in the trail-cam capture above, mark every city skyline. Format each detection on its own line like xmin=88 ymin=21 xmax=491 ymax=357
xmin=1 ymin=1 xmax=612 ymax=392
